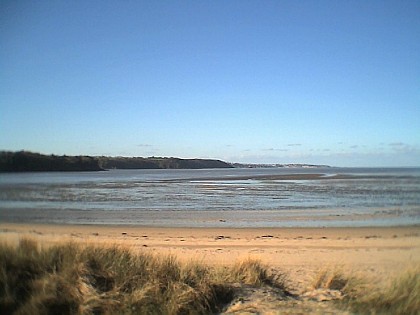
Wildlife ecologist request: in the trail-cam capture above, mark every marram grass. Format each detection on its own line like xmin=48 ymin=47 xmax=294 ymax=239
xmin=312 ymin=267 xmax=420 ymax=315
xmin=1 ymin=238 xmax=418 ymax=315
xmin=0 ymin=238 xmax=283 ymax=315
xmin=344 ymin=268 xmax=420 ymax=315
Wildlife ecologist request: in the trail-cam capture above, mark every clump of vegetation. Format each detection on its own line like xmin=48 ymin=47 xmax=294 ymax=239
xmin=313 ymin=268 xmax=420 ymax=315
xmin=312 ymin=268 xmax=364 ymax=293
xmin=345 ymin=268 xmax=420 ymax=315
xmin=0 ymin=239 xmax=283 ymax=314
xmin=1 ymin=239 xmax=418 ymax=314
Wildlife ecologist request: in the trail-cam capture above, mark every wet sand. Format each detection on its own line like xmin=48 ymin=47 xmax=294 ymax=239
xmin=1 ymin=223 xmax=419 ymax=293
xmin=1 ymin=206 xmax=417 ymax=228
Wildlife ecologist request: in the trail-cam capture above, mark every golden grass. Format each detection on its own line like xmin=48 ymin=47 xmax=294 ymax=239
xmin=345 ymin=267 xmax=420 ymax=315
xmin=1 ymin=238 xmax=419 ymax=315
xmin=312 ymin=267 xmax=367 ymax=293
xmin=0 ymin=238 xmax=285 ymax=315
xmin=312 ymin=267 xmax=420 ymax=315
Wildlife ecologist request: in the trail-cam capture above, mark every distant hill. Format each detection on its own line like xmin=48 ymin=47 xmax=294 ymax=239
xmin=98 ymin=156 xmax=233 ymax=170
xmin=0 ymin=151 xmax=103 ymax=172
xmin=0 ymin=151 xmax=233 ymax=172
xmin=231 ymin=163 xmax=331 ymax=168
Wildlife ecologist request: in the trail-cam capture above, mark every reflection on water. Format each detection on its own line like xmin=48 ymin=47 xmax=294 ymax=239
xmin=0 ymin=168 xmax=419 ymax=227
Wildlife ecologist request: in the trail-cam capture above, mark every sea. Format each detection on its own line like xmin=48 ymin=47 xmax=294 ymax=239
xmin=0 ymin=167 xmax=419 ymax=228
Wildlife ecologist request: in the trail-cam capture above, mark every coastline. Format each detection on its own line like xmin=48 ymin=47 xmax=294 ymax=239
xmin=1 ymin=206 xmax=418 ymax=228
xmin=2 ymin=222 xmax=419 ymax=293
xmin=2 ymin=167 xmax=419 ymax=228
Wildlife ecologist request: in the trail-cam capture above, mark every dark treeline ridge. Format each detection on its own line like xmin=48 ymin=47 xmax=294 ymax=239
xmin=0 ymin=151 xmax=103 ymax=172
xmin=99 ymin=156 xmax=232 ymax=170
xmin=0 ymin=151 xmax=233 ymax=172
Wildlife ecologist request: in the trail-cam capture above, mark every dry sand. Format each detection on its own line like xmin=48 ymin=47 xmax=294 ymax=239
xmin=1 ymin=223 xmax=419 ymax=313
xmin=1 ymin=223 xmax=419 ymax=287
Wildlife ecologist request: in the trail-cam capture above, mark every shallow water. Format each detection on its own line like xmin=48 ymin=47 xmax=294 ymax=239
xmin=0 ymin=167 xmax=419 ymax=227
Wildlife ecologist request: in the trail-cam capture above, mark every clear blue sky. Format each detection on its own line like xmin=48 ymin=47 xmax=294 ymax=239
xmin=1 ymin=0 xmax=419 ymax=166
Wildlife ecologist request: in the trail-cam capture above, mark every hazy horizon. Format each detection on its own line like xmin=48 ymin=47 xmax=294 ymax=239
xmin=1 ymin=1 xmax=419 ymax=167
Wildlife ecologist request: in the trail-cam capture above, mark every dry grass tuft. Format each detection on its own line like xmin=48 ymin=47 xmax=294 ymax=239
xmin=312 ymin=267 xmax=420 ymax=315
xmin=0 ymin=238 xmax=286 ymax=315
xmin=345 ymin=267 xmax=420 ymax=315
xmin=229 ymin=259 xmax=272 ymax=285
xmin=312 ymin=268 xmax=364 ymax=293
xmin=2 ymin=238 xmax=418 ymax=314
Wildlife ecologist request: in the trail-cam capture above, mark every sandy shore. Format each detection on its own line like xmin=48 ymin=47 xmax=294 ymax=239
xmin=1 ymin=223 xmax=419 ymax=293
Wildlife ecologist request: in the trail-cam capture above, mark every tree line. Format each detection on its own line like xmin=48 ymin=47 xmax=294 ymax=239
xmin=0 ymin=151 xmax=232 ymax=172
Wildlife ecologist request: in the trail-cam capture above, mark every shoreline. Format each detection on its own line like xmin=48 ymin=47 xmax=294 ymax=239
xmin=2 ymin=222 xmax=420 ymax=237
xmin=2 ymin=222 xmax=419 ymax=292
xmin=1 ymin=205 xmax=418 ymax=228
xmin=2 ymin=221 xmax=419 ymax=229
xmin=2 ymin=222 xmax=419 ymax=241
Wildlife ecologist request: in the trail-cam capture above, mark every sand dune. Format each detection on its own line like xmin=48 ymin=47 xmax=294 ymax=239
xmin=1 ymin=223 xmax=419 ymax=293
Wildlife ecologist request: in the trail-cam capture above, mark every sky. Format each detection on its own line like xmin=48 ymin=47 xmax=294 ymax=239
xmin=1 ymin=0 xmax=419 ymax=167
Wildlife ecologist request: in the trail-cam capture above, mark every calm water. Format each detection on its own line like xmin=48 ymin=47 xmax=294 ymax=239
xmin=0 ymin=168 xmax=419 ymax=227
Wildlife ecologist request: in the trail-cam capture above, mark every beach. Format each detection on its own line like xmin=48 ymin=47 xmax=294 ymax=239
xmin=1 ymin=170 xmax=420 ymax=312
xmin=1 ymin=223 xmax=419 ymax=293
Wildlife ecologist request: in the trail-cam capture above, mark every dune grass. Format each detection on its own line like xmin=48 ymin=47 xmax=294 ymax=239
xmin=1 ymin=238 xmax=419 ymax=314
xmin=0 ymin=238 xmax=284 ymax=315
xmin=344 ymin=268 xmax=420 ymax=315
xmin=313 ymin=267 xmax=420 ymax=315
xmin=312 ymin=267 xmax=367 ymax=294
